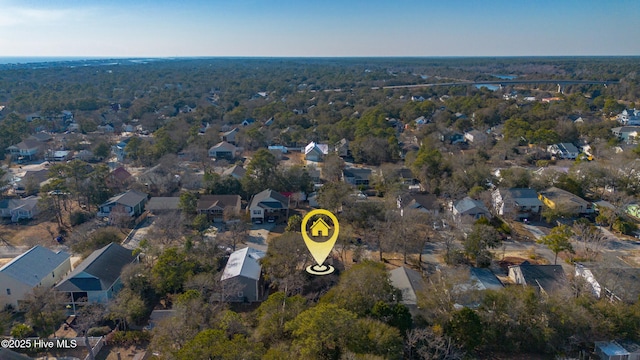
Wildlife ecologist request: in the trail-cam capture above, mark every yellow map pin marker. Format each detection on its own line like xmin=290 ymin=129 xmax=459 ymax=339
xmin=301 ymin=209 xmax=339 ymax=275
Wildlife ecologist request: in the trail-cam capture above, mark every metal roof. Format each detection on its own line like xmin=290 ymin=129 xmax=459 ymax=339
xmin=0 ymin=246 xmax=70 ymax=287
xmin=221 ymin=247 xmax=265 ymax=281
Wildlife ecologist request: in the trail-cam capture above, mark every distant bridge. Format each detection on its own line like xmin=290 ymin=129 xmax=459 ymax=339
xmin=374 ymin=79 xmax=620 ymax=91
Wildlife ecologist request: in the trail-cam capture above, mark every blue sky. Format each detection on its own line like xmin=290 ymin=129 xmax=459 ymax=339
xmin=1 ymin=0 xmax=639 ymax=57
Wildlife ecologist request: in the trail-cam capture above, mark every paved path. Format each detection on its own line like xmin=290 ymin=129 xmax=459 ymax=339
xmin=122 ymin=215 xmax=156 ymax=250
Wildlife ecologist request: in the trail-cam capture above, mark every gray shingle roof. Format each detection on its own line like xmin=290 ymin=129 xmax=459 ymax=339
xmin=209 ymin=141 xmax=237 ymax=152
xmin=0 ymin=246 xmax=70 ymax=287
xmin=55 ymin=243 xmax=136 ymax=292
xmin=343 ymin=167 xmax=372 ymax=180
xmin=197 ymin=195 xmax=241 ymax=212
xmin=102 ymin=189 xmax=148 ymax=208
xmin=222 ymin=165 xmax=246 ymax=178
xmin=512 ymin=262 xmax=566 ymax=292
xmin=389 ymin=266 xmax=426 ymax=305
xmin=454 ymin=197 xmax=489 ymax=215
xmin=249 ymin=189 xmax=288 ymax=209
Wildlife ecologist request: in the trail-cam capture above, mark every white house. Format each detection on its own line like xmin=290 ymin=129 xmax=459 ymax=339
xmin=547 ymin=143 xmax=580 ymax=159
xmin=304 ymin=141 xmax=329 ymax=162
xmin=0 ymin=246 xmax=71 ymax=309
xmin=617 ymin=108 xmax=640 ymax=125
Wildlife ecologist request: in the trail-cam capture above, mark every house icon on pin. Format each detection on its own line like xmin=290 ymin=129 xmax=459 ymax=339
xmin=310 ymin=218 xmax=331 ymax=237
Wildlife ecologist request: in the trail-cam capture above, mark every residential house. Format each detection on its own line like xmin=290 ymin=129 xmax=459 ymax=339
xmin=111 ymin=137 xmax=130 ymax=161
xmin=220 ymin=247 xmax=266 ymax=302
xmin=12 ymin=169 xmax=48 ymax=196
xmin=508 ymin=261 xmax=566 ymax=294
xmin=248 ymin=189 xmax=289 ymax=223
xmin=197 ymin=195 xmax=242 ymax=222
xmin=146 ymin=197 xmax=181 ymax=214
xmin=304 ymin=141 xmax=329 ymax=162
xmin=6 ymin=139 xmax=42 ymax=162
xmin=439 ymin=132 xmax=465 ymax=145
xmin=0 ymin=246 xmax=71 ymax=309
xmin=612 ymin=126 xmax=640 ymax=144
xmin=452 ymin=197 xmax=491 ymax=220
xmin=208 ymin=141 xmax=240 ymax=160
xmin=343 ymin=167 xmax=372 ymax=187
xmin=74 ymin=149 xmax=97 ymax=162
xmin=55 ymin=243 xmax=138 ymax=314
xmin=575 ymin=263 xmax=640 ymax=303
xmin=538 ymin=186 xmax=594 ymax=215
xmin=221 ymin=165 xmax=246 ymax=180
xmin=594 ymin=340 xmax=640 ymax=360
xmin=119 ymin=123 xmax=132 ymax=133
xmin=241 ymin=118 xmax=255 ymax=127
xmin=397 ymin=193 xmax=440 ymax=215
xmin=492 ymin=188 xmax=543 ymax=221
xmin=547 ymin=142 xmax=580 ymax=159
xmin=97 ymin=189 xmax=148 ymax=218
xmin=268 ymin=145 xmax=288 ymax=159
xmin=411 ymin=95 xmax=425 ymax=102
xmin=0 ymin=196 xmax=40 ymax=222
xmin=469 ymin=267 xmax=504 ymax=291
xmin=617 ymin=108 xmax=640 ymax=125
xmin=335 ymin=138 xmax=350 ymax=157
xmin=389 ymin=266 xmax=426 ymax=311
xmin=398 ymin=168 xmax=419 ymax=187
xmin=106 ymin=166 xmax=133 ymax=191
xmin=414 ymin=116 xmax=429 ymax=126
xmin=464 ymin=130 xmax=488 ymax=144
xmin=222 ymin=128 xmax=240 ymax=144
xmin=45 ymin=150 xmax=71 ymax=162
xmin=29 ymin=132 xmax=53 ymax=142
xmin=97 ymin=124 xmax=115 ymax=133
xmin=264 ymin=117 xmax=274 ymax=126
xmin=26 ymin=112 xmax=42 ymax=122
xmin=454 ymin=267 xmax=504 ymax=308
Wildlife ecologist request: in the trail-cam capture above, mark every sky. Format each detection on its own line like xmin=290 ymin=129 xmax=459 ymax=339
xmin=1 ymin=0 xmax=639 ymax=57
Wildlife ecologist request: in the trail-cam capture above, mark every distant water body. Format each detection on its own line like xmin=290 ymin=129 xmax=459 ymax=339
xmin=0 ymin=57 xmax=93 ymax=65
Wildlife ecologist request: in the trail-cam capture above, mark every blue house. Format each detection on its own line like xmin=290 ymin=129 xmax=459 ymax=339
xmin=55 ymin=243 xmax=137 ymax=314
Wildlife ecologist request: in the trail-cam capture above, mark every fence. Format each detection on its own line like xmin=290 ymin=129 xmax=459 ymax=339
xmin=82 ymin=336 xmax=105 ymax=360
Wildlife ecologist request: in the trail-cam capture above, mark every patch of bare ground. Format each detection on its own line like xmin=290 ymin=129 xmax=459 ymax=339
xmin=1 ymin=218 xmax=60 ymax=247
xmin=621 ymin=250 xmax=640 ymax=266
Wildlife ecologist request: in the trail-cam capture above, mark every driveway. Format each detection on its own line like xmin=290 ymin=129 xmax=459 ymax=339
xmin=247 ymin=223 xmax=275 ymax=251
xmin=122 ymin=215 xmax=156 ymax=250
